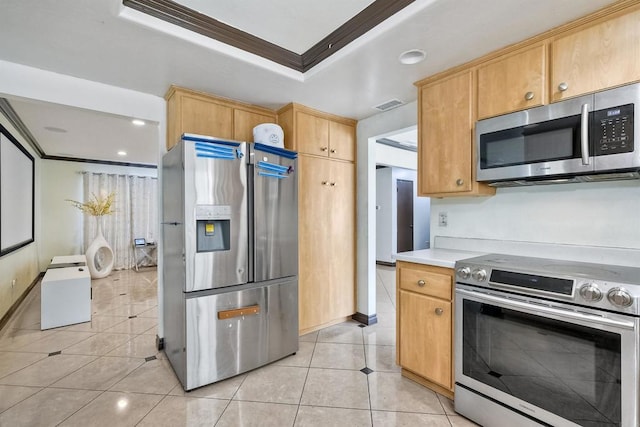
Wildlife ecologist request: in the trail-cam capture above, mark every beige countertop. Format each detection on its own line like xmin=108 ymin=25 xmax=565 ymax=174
xmin=393 ymin=248 xmax=486 ymax=269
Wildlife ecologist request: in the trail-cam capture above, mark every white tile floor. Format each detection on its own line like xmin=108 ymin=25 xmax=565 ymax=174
xmin=0 ymin=265 xmax=478 ymax=426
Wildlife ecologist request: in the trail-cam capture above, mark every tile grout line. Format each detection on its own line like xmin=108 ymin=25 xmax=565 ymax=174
xmin=363 ymin=325 xmax=375 ymax=426
xmin=53 ymin=386 xmax=108 ymax=426
xmin=213 ymin=365 xmax=251 ymax=426
xmin=0 ymin=385 xmax=43 ymax=415
xmin=0 ymin=352 xmax=98 ymax=390
xmin=133 ymin=378 xmax=172 ymax=427
xmin=377 ymin=267 xmax=397 ymax=310
xmin=0 ymin=353 xmax=48 ymax=383
xmin=291 ymin=333 xmax=318 ymax=426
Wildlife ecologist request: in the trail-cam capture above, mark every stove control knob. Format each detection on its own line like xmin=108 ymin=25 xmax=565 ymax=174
xmin=607 ymin=288 xmax=633 ymax=307
xmin=456 ymin=267 xmax=471 ymax=280
xmin=579 ymin=283 xmax=603 ymax=302
xmin=472 ymin=269 xmax=487 ymax=282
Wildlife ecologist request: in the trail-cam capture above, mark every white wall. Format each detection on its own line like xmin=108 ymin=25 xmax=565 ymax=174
xmin=356 ymin=101 xmax=417 ymax=318
xmin=0 ymin=113 xmax=40 ymax=321
xmin=430 ymin=180 xmax=640 ymax=252
xmin=376 ymin=168 xmax=393 ymax=262
xmin=39 ymin=160 xmax=157 ymax=271
xmin=375 ymin=141 xmax=417 ymax=170
xmin=376 ymin=167 xmax=431 ymax=263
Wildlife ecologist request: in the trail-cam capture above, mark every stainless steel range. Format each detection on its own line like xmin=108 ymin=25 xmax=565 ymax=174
xmin=454 ymin=254 xmax=640 ymax=427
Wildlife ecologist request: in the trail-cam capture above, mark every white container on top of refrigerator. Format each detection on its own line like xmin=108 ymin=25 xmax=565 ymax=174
xmin=162 ymin=134 xmax=298 ymax=390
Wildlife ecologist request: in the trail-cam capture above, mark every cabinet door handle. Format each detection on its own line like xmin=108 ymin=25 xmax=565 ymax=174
xmin=558 ymin=82 xmax=569 ymax=92
xmin=417 ymin=279 xmax=426 ymax=287
xmin=330 ymin=182 xmax=337 ymax=187
xmin=321 ymin=146 xmax=329 ymax=152
xmin=435 ymin=308 xmax=444 ymax=316
xmin=330 ymin=149 xmax=336 ymax=153
xmin=456 ymin=179 xmax=464 ymax=186
xmin=524 ymin=91 xmax=534 ymax=101
xmin=322 ymin=181 xmax=330 ymax=186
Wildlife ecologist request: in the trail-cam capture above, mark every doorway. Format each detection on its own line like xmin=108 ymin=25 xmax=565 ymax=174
xmin=396 ymin=179 xmax=414 ymax=253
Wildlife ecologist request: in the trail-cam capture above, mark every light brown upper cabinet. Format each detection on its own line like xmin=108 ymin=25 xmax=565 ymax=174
xmin=165 ymin=86 xmax=276 ymax=150
xmin=328 ymin=120 xmax=356 ymax=162
xmin=278 ymin=103 xmax=356 ymax=162
xmin=550 ymin=8 xmax=640 ymax=102
xmin=477 ymin=44 xmax=546 ymax=119
xmin=417 ymin=71 xmax=495 ymax=197
xmin=167 ymin=92 xmax=233 ymax=149
xmin=233 ymin=109 xmax=277 ymax=143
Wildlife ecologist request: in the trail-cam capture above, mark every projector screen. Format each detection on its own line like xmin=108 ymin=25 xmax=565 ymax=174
xmin=0 ymin=125 xmax=34 ymax=256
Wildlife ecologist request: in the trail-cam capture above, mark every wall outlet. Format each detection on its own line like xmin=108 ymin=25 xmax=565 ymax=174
xmin=438 ymin=212 xmax=448 ymax=227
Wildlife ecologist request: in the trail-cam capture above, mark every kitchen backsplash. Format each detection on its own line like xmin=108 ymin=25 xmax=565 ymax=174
xmin=429 ymin=179 xmax=640 ymax=265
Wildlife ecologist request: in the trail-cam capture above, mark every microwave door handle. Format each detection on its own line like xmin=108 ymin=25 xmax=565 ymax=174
xmin=581 ymin=103 xmax=590 ymax=165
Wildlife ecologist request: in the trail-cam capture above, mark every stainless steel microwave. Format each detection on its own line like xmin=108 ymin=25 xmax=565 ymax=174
xmin=476 ymin=83 xmax=640 ymax=186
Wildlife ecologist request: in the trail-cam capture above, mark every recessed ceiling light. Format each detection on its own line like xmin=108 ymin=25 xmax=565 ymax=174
xmin=117 ymin=151 xmax=127 ymax=156
xmin=44 ymin=126 xmax=68 ymax=133
xmin=399 ymin=49 xmax=426 ymax=65
xmin=132 ymin=119 xmax=145 ymax=126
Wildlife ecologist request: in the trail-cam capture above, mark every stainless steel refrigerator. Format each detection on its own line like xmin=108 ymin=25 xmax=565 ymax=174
xmin=162 ymin=134 xmax=298 ymax=390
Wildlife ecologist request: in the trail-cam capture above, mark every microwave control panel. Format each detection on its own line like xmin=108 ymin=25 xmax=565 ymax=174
xmin=592 ymin=103 xmax=634 ymax=155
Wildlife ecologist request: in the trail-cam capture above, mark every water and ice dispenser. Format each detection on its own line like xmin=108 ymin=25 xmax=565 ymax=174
xmin=195 ymin=205 xmax=231 ymax=252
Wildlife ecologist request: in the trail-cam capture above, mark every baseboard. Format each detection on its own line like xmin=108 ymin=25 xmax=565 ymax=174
xmin=156 ymin=335 xmax=164 ymax=350
xmin=376 ymin=261 xmax=396 ymax=267
xmin=0 ymin=272 xmax=44 ymax=333
xmin=352 ymin=312 xmax=378 ymax=326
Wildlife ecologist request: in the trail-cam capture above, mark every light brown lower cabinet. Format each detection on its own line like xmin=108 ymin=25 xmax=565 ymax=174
xmin=396 ymin=261 xmax=454 ymax=399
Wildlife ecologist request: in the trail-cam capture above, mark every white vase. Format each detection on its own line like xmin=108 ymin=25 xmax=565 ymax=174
xmin=86 ymin=216 xmax=114 ymax=279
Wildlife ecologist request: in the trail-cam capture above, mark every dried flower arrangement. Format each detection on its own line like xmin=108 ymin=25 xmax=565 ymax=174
xmin=66 ymin=191 xmax=116 ymax=216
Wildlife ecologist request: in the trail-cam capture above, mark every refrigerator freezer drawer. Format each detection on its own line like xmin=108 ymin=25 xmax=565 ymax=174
xmin=183 ymin=279 xmax=298 ymax=390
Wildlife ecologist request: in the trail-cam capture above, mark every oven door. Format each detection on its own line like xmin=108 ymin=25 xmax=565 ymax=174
xmin=476 ymin=94 xmax=595 ymax=182
xmin=455 ymin=286 xmax=639 ymax=427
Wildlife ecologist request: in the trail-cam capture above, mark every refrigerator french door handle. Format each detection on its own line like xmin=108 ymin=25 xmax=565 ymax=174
xmin=247 ymin=162 xmax=255 ymax=284
xmin=581 ymin=103 xmax=590 ymax=165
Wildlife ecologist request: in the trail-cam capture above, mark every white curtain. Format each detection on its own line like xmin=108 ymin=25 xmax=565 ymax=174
xmin=83 ymin=172 xmax=157 ymax=270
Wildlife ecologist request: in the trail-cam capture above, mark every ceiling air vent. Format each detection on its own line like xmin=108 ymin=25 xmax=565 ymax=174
xmin=373 ymin=99 xmax=404 ymax=112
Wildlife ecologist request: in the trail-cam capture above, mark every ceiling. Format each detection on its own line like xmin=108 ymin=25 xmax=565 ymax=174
xmin=0 ymin=0 xmax=618 ymax=165
xmin=7 ymin=97 xmax=159 ymax=165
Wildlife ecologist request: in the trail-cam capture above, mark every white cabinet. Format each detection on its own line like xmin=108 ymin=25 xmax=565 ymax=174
xmin=41 ymin=266 xmax=91 ymax=330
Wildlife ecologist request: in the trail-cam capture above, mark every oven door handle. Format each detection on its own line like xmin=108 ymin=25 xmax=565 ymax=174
xmin=457 ymin=288 xmax=636 ymax=330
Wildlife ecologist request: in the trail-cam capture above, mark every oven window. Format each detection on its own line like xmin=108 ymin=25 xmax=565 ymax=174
xmin=462 ymin=300 xmax=621 ymax=426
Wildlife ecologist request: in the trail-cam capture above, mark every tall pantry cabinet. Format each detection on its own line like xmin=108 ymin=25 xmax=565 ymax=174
xmin=278 ymin=103 xmax=357 ymax=333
